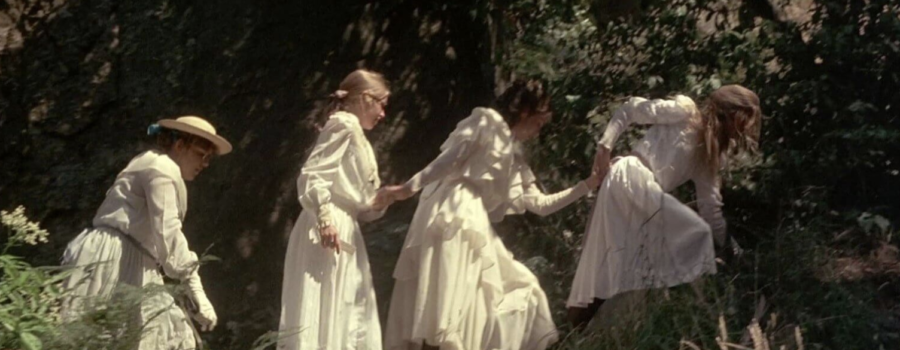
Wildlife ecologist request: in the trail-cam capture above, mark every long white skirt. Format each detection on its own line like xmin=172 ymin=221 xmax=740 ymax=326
xmin=278 ymin=206 xmax=382 ymax=350
xmin=568 ymin=157 xmax=716 ymax=307
xmin=385 ymin=181 xmax=557 ymax=350
xmin=60 ymin=227 xmax=197 ymax=350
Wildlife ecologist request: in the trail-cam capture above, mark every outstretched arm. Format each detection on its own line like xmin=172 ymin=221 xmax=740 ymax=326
xmin=593 ymin=95 xmax=696 ymax=179
xmin=520 ymin=163 xmax=600 ymax=216
xmin=522 ymin=182 xmax=592 ymax=216
xmin=379 ymin=139 xmax=476 ymax=202
xmin=405 ymin=140 xmax=474 ymax=193
xmin=598 ymin=96 xmax=696 ymax=149
xmin=694 ymin=168 xmax=727 ymax=246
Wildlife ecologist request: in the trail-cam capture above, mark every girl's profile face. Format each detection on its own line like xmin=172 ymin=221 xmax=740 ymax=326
xmin=170 ymin=139 xmax=214 ymax=181
xmin=513 ymin=109 xmax=552 ymax=141
xmin=357 ymin=93 xmax=389 ymax=130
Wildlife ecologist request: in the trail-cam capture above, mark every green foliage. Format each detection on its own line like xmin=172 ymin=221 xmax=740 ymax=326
xmin=0 ymin=206 xmax=203 ymax=349
xmin=494 ymin=0 xmax=900 ymax=348
xmin=1 ymin=206 xmax=65 ymax=350
xmin=48 ymin=283 xmax=174 ymax=350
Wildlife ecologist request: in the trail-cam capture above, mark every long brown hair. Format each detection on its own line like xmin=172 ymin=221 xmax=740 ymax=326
xmin=698 ymin=84 xmax=762 ymax=170
xmin=313 ymin=69 xmax=390 ymax=128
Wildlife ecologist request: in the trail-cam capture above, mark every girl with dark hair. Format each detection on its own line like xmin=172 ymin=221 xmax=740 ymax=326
xmin=566 ymin=85 xmax=762 ymax=329
xmin=380 ymin=79 xmax=601 ymax=349
xmin=61 ymin=116 xmax=230 ymax=349
xmin=278 ymin=69 xmax=393 ymax=350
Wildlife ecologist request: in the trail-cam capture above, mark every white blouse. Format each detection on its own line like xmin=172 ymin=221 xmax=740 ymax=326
xmin=297 ymin=111 xmax=384 ymax=227
xmin=406 ymin=107 xmax=590 ymax=223
xmin=92 ymin=150 xmax=198 ymax=280
xmin=598 ymin=95 xmax=726 ymax=242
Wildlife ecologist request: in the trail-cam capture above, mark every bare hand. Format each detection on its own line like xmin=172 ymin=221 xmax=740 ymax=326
xmin=382 ymin=184 xmax=416 ymax=202
xmin=319 ymin=225 xmax=341 ymax=254
xmin=371 ymin=187 xmax=396 ymax=211
xmin=585 ymin=172 xmax=602 ymax=190
xmin=192 ymin=303 xmax=218 ymax=332
xmin=592 ymin=145 xmax=612 ymax=181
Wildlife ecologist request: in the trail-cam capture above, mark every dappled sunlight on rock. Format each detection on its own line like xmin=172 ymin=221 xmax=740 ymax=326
xmin=236 ymin=229 xmax=260 ymax=259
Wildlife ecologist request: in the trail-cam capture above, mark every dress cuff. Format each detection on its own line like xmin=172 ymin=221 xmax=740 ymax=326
xmin=598 ymin=111 xmax=624 ymax=149
xmin=405 ymin=175 xmax=423 ymax=193
xmin=317 ymin=203 xmax=333 ymax=229
xmin=574 ymin=181 xmax=591 ymax=197
xmin=598 ymin=130 xmax=618 ymax=150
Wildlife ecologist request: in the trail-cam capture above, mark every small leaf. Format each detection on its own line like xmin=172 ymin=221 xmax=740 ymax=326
xmin=874 ymin=215 xmax=891 ymax=233
xmin=20 ymin=331 xmax=42 ymax=350
xmin=847 ymin=100 xmax=877 ymax=113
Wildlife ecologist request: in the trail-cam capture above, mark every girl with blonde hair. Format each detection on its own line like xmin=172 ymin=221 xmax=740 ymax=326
xmin=278 ymin=69 xmax=393 ymax=349
xmin=567 ymin=84 xmax=762 ymax=328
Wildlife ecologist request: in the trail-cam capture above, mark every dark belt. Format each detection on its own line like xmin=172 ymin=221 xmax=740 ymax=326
xmin=96 ymin=225 xmax=163 ymax=272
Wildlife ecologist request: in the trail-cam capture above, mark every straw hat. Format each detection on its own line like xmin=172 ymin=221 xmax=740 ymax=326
xmin=157 ymin=116 xmax=233 ymax=155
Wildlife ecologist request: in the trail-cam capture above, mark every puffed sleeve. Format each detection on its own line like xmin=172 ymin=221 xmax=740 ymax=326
xmin=297 ymin=117 xmax=354 ymax=229
xmin=598 ymin=95 xmax=698 ymax=149
xmin=145 ymin=176 xmax=199 ymax=280
xmin=405 ymin=141 xmax=474 ymax=192
xmin=405 ymin=108 xmax=505 ymax=192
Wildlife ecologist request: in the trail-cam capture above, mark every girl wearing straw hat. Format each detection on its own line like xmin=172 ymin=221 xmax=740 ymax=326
xmin=278 ymin=69 xmax=393 ymax=350
xmin=61 ymin=116 xmax=231 ymax=349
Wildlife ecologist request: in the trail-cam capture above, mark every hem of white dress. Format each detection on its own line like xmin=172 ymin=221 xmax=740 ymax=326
xmin=567 ymin=260 xmax=717 ymax=308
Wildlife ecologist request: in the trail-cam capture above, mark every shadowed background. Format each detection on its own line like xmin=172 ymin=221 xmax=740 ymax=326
xmin=3 ymin=0 xmax=899 ymax=348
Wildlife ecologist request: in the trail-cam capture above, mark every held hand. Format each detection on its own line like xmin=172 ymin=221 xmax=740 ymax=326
xmin=185 ymin=272 xmax=218 ymax=332
xmin=371 ymin=188 xmax=396 ymax=211
xmin=319 ymin=225 xmax=341 ymax=254
xmin=383 ymin=184 xmax=415 ymax=202
xmin=192 ymin=302 xmax=218 ymax=332
xmin=592 ymin=145 xmax=612 ymax=180
xmin=585 ymin=172 xmax=602 ymax=190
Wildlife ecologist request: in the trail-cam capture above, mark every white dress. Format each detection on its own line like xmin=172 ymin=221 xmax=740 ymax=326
xmin=278 ymin=112 xmax=385 ymax=350
xmin=385 ymin=107 xmax=591 ymax=350
xmin=61 ymin=150 xmax=204 ymax=350
xmin=567 ymin=95 xmax=724 ymax=307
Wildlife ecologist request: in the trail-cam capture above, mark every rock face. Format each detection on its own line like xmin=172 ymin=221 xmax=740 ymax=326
xmin=0 ymin=1 xmax=497 ymax=346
